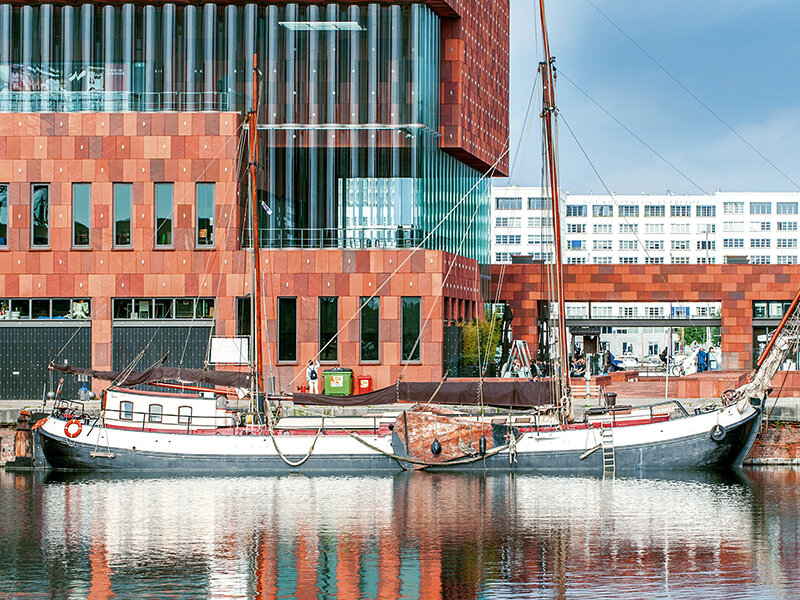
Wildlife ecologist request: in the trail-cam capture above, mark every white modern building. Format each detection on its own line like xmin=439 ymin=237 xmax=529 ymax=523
xmin=489 ymin=186 xmax=800 ymax=367
xmin=491 ymin=186 xmax=800 ymax=266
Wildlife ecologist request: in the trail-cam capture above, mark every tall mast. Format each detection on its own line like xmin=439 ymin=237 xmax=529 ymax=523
xmin=538 ymin=0 xmax=571 ymax=417
xmin=248 ymin=54 xmax=265 ymax=393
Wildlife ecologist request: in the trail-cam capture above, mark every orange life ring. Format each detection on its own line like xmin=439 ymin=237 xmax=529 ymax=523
xmin=64 ymin=419 xmax=82 ymax=438
xmin=31 ymin=418 xmax=48 ymax=430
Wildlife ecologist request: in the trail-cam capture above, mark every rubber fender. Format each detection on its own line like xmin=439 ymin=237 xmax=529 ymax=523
xmin=710 ymin=424 xmax=727 ymax=442
xmin=431 ymin=438 xmax=442 ymax=455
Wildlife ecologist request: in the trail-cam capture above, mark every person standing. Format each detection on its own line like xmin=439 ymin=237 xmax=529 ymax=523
xmin=306 ymin=359 xmax=320 ymax=394
xmin=697 ymin=347 xmax=708 ymax=373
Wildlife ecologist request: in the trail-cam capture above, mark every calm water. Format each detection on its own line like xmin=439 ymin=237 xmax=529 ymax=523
xmin=1 ymin=468 xmax=798 ymax=599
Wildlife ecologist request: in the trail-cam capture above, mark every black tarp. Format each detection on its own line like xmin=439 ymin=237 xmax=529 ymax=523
xmin=293 ymin=380 xmax=553 ymax=408
xmin=49 ymin=362 xmax=252 ymax=389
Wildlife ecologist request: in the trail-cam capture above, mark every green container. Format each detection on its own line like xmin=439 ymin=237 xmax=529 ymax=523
xmin=322 ymin=368 xmax=353 ymax=396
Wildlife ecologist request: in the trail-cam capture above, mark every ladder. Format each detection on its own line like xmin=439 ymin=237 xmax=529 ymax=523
xmin=600 ymin=426 xmax=616 ymax=477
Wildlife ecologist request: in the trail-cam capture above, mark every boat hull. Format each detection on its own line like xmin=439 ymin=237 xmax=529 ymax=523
xmin=36 ymin=402 xmax=761 ymax=474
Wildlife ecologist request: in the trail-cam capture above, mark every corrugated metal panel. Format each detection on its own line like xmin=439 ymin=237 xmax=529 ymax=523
xmin=0 ymin=324 xmax=91 ymax=400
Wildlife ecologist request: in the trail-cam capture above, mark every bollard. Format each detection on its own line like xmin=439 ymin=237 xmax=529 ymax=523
xmin=5 ymin=411 xmax=35 ymax=470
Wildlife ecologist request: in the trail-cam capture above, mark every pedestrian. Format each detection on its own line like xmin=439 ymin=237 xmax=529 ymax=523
xmin=697 ymin=347 xmax=708 ymax=373
xmin=306 ymin=359 xmax=320 ymax=394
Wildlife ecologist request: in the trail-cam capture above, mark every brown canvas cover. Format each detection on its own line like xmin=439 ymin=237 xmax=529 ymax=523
xmin=49 ymin=362 xmax=252 ymax=389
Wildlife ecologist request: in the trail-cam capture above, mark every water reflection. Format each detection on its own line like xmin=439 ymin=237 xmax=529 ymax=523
xmin=1 ymin=468 xmax=798 ymax=599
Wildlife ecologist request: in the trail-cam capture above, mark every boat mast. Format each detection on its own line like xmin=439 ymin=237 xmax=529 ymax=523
xmin=537 ymin=0 xmax=571 ymax=418
xmin=248 ymin=54 xmax=265 ymax=395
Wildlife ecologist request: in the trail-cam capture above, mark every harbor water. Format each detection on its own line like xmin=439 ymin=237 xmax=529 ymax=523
xmin=1 ymin=468 xmax=798 ymax=599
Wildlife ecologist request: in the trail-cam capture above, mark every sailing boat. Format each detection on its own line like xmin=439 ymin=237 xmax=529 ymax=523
xmin=35 ymin=8 xmax=786 ymax=474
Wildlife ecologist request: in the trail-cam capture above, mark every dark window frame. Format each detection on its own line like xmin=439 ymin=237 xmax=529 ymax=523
xmin=148 ymin=404 xmax=163 ymax=423
xmin=31 ymin=183 xmax=50 ymax=248
xmin=196 ymin=182 xmax=215 ymax=248
xmin=178 ymin=406 xmax=192 ymax=425
xmin=120 ymin=401 xmax=134 ymax=421
xmin=0 ymin=183 xmax=9 ymax=248
xmin=401 ymin=296 xmax=421 ymax=362
xmin=319 ymin=296 xmax=338 ymax=363
xmin=72 ymin=183 xmax=92 ymax=248
xmin=360 ymin=296 xmax=380 ymax=362
xmin=113 ymin=182 xmax=133 ymax=248
xmin=277 ymin=297 xmax=297 ymax=363
xmin=154 ymin=182 xmax=174 ymax=248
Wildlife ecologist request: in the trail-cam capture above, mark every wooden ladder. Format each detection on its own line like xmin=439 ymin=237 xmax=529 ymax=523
xmin=601 ymin=426 xmax=616 ymax=477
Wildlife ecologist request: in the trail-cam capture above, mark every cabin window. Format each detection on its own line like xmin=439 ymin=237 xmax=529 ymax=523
xmin=148 ymin=404 xmax=163 ymax=423
xmin=120 ymin=401 xmax=133 ymax=420
xmin=178 ymin=406 xmax=192 ymax=425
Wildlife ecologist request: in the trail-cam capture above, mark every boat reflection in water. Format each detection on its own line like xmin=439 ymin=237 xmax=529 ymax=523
xmin=1 ymin=469 xmax=799 ymax=599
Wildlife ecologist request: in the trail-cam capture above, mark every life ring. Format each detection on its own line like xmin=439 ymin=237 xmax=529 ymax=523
xmin=31 ymin=418 xmax=48 ymax=430
xmin=710 ymin=424 xmax=727 ymax=442
xmin=64 ymin=419 xmax=83 ymax=438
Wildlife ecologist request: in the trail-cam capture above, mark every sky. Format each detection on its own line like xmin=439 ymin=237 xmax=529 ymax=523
xmin=500 ymin=0 xmax=800 ymax=195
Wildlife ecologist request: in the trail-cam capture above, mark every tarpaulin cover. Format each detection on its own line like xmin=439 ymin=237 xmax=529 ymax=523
xmin=49 ymin=362 xmax=252 ymax=389
xmin=293 ymin=380 xmax=553 ymax=408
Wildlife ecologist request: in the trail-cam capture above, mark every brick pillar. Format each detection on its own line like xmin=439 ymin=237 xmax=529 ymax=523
xmin=720 ymin=298 xmax=752 ymax=371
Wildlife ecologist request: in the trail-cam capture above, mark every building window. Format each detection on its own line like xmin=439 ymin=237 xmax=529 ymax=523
xmin=751 ymin=238 xmax=770 ymax=248
xmin=671 ymin=240 xmax=690 ymax=251
xmin=750 ymin=255 xmax=771 ymax=264
xmin=777 ymin=239 xmax=797 ymax=249
xmin=155 ymin=183 xmax=174 ymax=248
xmin=495 ymin=216 xmax=521 ymax=228
xmin=495 ymin=235 xmax=521 ymax=245
xmin=670 ymin=205 xmax=691 ymax=217
xmin=645 ymin=257 xmax=664 ymax=264
xmin=236 ymin=297 xmax=251 ymax=337
xmin=71 ymin=184 xmax=91 ymax=247
xmin=671 ymin=257 xmax=690 ymax=264
xmin=31 ymin=184 xmax=49 ymax=248
xmin=778 ymin=221 xmax=798 ymax=231
xmin=567 ymin=257 xmax=587 ymax=264
xmin=0 ymin=184 xmax=6 ymax=247
xmin=594 ymin=223 xmax=613 ymax=234
xmin=593 ymin=240 xmax=612 ymax=251
xmin=619 ymin=223 xmax=637 ymax=234
xmin=671 ymin=223 xmax=690 ymax=234
xmin=724 ymin=202 xmax=744 ymax=214
xmin=752 ymin=221 xmax=771 ymax=232
xmin=120 ymin=401 xmax=133 ymax=421
xmin=697 ymin=205 xmax=716 ymax=217
xmin=196 ymin=183 xmax=215 ymax=247
xmin=619 ymin=205 xmax=639 ymax=218
xmin=278 ymin=297 xmax=297 ymax=362
xmin=778 ymin=255 xmax=798 ymax=265
xmin=402 ymin=296 xmax=421 ymax=362
xmin=494 ymin=253 xmax=511 ymax=263
xmin=619 ymin=240 xmax=638 ymax=251
xmin=593 ymin=256 xmax=612 ymax=264
xmin=777 ymin=202 xmax=798 ymax=215
xmin=593 ymin=205 xmax=613 ymax=217
xmin=723 ymin=238 xmax=744 ymax=248
xmin=528 ymin=234 xmax=553 ymax=245
xmin=566 ymin=205 xmax=587 ymax=217
xmin=178 ymin=406 xmax=192 ymax=425
xmin=644 ymin=205 xmax=665 ymax=218
xmin=528 ymin=216 xmax=553 ymax=228
xmin=697 ymin=240 xmax=716 ymax=250
xmin=646 ymin=240 xmax=664 ymax=251
xmin=723 ymin=221 xmax=744 ymax=232
xmin=319 ymin=297 xmax=338 ymax=362
xmin=750 ymin=202 xmax=771 ymax=215
xmin=697 ymin=257 xmax=716 ymax=264
xmin=148 ymin=404 xmax=163 ymax=423
xmin=620 ymin=257 xmax=638 ymax=264
xmin=113 ymin=183 xmax=132 ymax=247
xmin=112 ymin=298 xmax=213 ymax=320
xmin=645 ymin=223 xmax=664 ymax=234
xmin=567 ymin=240 xmax=585 ymax=251
xmin=360 ymin=297 xmax=380 ymax=362
xmin=528 ymin=197 xmax=548 ymax=210
xmin=567 ymin=224 xmax=585 ymax=234
xmin=495 ymin=197 xmax=522 ymax=210
xmin=697 ymin=224 xmax=715 ymax=234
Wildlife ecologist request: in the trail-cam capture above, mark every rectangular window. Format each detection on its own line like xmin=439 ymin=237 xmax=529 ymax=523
xmin=178 ymin=406 xmax=192 ymax=425
xmin=750 ymin=202 xmax=771 ymax=215
xmin=495 ymin=197 xmax=522 ymax=210
xmin=567 ymin=257 xmax=587 ymax=264
xmin=593 ymin=256 xmax=612 ymax=264
xmin=620 ymin=257 xmax=638 ymax=264
xmin=31 ymin=184 xmax=49 ymax=247
xmin=697 ymin=223 xmax=715 ymax=234
xmin=698 ymin=257 xmax=716 ymax=264
xmin=751 ymin=238 xmax=771 ymax=248
xmin=495 ymin=235 xmax=521 ymax=245
xmin=645 ymin=257 xmax=664 ymax=264
xmin=278 ymin=297 xmax=297 ymax=362
xmin=619 ymin=223 xmax=637 ymax=234
xmin=646 ymin=240 xmax=664 ymax=251
xmin=619 ymin=240 xmax=638 ymax=250
xmin=777 ymin=238 xmax=797 ymax=249
xmin=113 ymin=183 xmax=132 ymax=247
xmin=155 ymin=183 xmax=174 ymax=247
xmin=645 ymin=223 xmax=664 ymax=234
xmin=723 ymin=238 xmax=744 ymax=248
xmin=402 ymin=297 xmax=421 ymax=361
xmin=196 ymin=183 xmax=215 ymax=246
xmin=724 ymin=202 xmax=744 ymax=214
xmin=644 ymin=205 xmax=665 ymax=217
xmin=360 ymin=297 xmax=379 ymax=362
xmin=751 ymin=255 xmax=771 ymax=264
xmin=528 ymin=197 xmax=548 ymax=210
xmin=619 ymin=205 xmax=639 ymax=218
xmin=697 ymin=205 xmax=716 ymax=217
xmin=566 ymin=205 xmax=587 ymax=217
xmin=0 ymin=184 xmax=7 ymax=247
xmin=319 ymin=297 xmax=338 ymax=362
xmin=593 ymin=205 xmax=613 ymax=217
xmin=120 ymin=401 xmax=133 ymax=420
xmin=495 ymin=216 xmax=521 ymax=228
xmin=236 ymin=297 xmax=251 ymax=337
xmin=723 ymin=221 xmax=744 ymax=232
xmin=751 ymin=221 xmax=771 ymax=232
xmin=593 ymin=240 xmax=612 ymax=250
xmin=567 ymin=224 xmax=585 ymax=233
xmin=528 ymin=216 xmax=553 ymax=228
xmin=697 ymin=240 xmax=716 ymax=250
xmin=777 ymin=202 xmax=798 ymax=215
xmin=72 ymin=184 xmax=91 ymax=247
xmin=594 ymin=223 xmax=613 ymax=234
xmin=778 ymin=221 xmax=798 ymax=231
xmin=670 ymin=205 xmax=691 ymax=217
xmin=778 ymin=255 xmax=798 ymax=265
xmin=671 ymin=240 xmax=690 ymax=250
xmin=671 ymin=257 xmax=690 ymax=264
xmin=567 ymin=240 xmax=585 ymax=250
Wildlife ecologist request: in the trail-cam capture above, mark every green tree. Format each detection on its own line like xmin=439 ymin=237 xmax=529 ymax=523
xmin=461 ymin=313 xmax=504 ymax=371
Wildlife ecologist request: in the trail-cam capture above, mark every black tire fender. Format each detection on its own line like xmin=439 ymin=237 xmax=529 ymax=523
xmin=710 ymin=424 xmax=727 ymax=442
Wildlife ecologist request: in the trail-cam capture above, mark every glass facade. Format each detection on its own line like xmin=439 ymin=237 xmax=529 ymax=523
xmin=0 ymin=2 xmax=490 ymax=262
xmin=31 ymin=183 xmax=49 ymax=247
xmin=72 ymin=183 xmax=91 ymax=247
xmin=154 ymin=183 xmax=173 ymax=248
